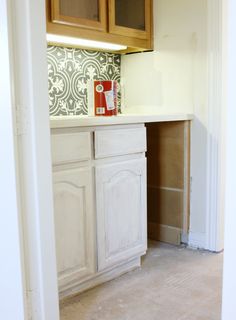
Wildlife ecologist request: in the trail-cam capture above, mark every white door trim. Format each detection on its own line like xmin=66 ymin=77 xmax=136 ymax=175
xmin=205 ymin=0 xmax=225 ymax=252
xmin=222 ymin=0 xmax=236 ymax=317
xmin=0 ymin=1 xmax=26 ymax=318
xmin=7 ymin=0 xmax=60 ymax=319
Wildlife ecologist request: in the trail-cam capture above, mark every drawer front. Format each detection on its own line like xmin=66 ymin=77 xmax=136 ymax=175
xmin=51 ymin=132 xmax=91 ymax=165
xmin=95 ymin=127 xmax=146 ymax=159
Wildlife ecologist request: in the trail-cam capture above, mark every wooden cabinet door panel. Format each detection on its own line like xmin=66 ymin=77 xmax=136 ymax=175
xmin=96 ymin=158 xmax=147 ymax=271
xmin=108 ymin=0 xmax=152 ymax=40
xmin=53 ymin=167 xmax=96 ymax=289
xmin=51 ymin=0 xmax=107 ymax=32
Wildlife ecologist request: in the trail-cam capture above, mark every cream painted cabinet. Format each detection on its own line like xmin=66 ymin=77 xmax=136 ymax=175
xmin=96 ymin=158 xmax=147 ymax=271
xmin=53 ymin=166 xmax=96 ymax=289
xmin=51 ymin=124 xmax=147 ymax=297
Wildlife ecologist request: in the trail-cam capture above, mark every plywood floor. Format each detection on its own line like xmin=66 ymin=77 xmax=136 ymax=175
xmin=60 ymin=241 xmax=223 ymax=320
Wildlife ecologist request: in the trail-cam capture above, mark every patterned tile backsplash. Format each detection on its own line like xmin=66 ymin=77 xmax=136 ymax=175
xmin=47 ymin=46 xmax=121 ymax=116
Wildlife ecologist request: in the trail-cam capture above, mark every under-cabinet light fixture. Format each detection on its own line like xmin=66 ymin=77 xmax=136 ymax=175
xmin=46 ymin=34 xmax=127 ymax=51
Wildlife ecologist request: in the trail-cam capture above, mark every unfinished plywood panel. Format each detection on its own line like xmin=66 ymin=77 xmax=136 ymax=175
xmin=146 ymin=121 xmax=190 ymax=245
xmin=148 ymin=223 xmax=181 ymax=245
xmin=148 ymin=187 xmax=183 ymax=228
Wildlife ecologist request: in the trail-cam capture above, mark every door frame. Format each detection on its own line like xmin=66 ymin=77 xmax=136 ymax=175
xmin=0 ymin=0 xmax=26 ymax=318
xmin=221 ymin=0 xmax=236 ymax=318
xmin=205 ymin=0 xmax=225 ymax=252
xmin=3 ymin=0 xmax=230 ymax=317
xmin=3 ymin=0 xmax=60 ymax=319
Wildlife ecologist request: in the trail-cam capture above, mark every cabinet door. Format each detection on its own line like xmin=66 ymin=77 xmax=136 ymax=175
xmin=96 ymin=158 xmax=147 ymax=271
xmin=51 ymin=0 xmax=107 ymax=32
xmin=108 ymin=0 xmax=152 ymax=40
xmin=53 ymin=167 xmax=96 ymax=289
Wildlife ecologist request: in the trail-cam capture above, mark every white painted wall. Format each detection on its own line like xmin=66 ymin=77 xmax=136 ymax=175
xmin=121 ymin=0 xmax=208 ymax=248
xmin=121 ymin=0 xmax=207 ymax=116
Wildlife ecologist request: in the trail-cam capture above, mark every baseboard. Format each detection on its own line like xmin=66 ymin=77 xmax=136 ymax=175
xmin=181 ymin=231 xmax=189 ymax=244
xmin=188 ymin=231 xmax=206 ymax=249
xmin=59 ymin=256 xmax=141 ymax=300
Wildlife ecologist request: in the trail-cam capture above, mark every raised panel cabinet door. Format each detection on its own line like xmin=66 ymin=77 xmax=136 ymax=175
xmin=108 ymin=0 xmax=152 ymax=40
xmin=53 ymin=167 xmax=96 ymax=289
xmin=50 ymin=0 xmax=107 ymax=32
xmin=96 ymin=158 xmax=147 ymax=271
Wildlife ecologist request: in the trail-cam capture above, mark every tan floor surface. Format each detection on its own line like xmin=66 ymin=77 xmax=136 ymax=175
xmin=60 ymin=241 xmax=223 ymax=320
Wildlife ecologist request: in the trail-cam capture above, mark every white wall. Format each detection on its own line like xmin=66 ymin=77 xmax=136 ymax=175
xmin=121 ymin=0 xmax=208 ymax=248
xmin=121 ymin=0 xmax=207 ymax=116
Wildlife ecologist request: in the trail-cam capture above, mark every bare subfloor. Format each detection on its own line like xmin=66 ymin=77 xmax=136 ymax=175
xmin=60 ymin=241 xmax=223 ymax=320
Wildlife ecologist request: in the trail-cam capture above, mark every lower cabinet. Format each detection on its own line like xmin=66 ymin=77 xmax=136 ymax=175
xmin=96 ymin=158 xmax=147 ymax=271
xmin=53 ymin=166 xmax=96 ymax=288
xmin=51 ymin=124 xmax=147 ymax=296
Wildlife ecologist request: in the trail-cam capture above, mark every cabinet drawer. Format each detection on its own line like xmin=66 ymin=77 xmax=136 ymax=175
xmin=51 ymin=132 xmax=91 ymax=165
xmin=95 ymin=127 xmax=146 ymax=159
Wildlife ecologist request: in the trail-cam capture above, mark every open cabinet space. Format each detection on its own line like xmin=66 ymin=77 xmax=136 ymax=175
xmin=146 ymin=121 xmax=190 ymax=246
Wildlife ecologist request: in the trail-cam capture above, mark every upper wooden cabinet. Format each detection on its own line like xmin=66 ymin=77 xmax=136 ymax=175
xmin=109 ymin=0 xmax=151 ymax=40
xmin=51 ymin=0 xmax=107 ymax=32
xmin=46 ymin=0 xmax=153 ymax=53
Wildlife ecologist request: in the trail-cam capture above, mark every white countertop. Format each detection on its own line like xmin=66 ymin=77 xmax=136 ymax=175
xmin=50 ymin=113 xmax=193 ymax=128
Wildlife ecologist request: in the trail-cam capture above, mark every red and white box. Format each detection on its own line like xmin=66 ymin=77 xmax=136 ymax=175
xmin=88 ymin=80 xmax=118 ymax=116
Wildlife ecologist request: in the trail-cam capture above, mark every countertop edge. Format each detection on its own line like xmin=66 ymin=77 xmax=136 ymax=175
xmin=50 ymin=114 xmax=194 ymax=129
